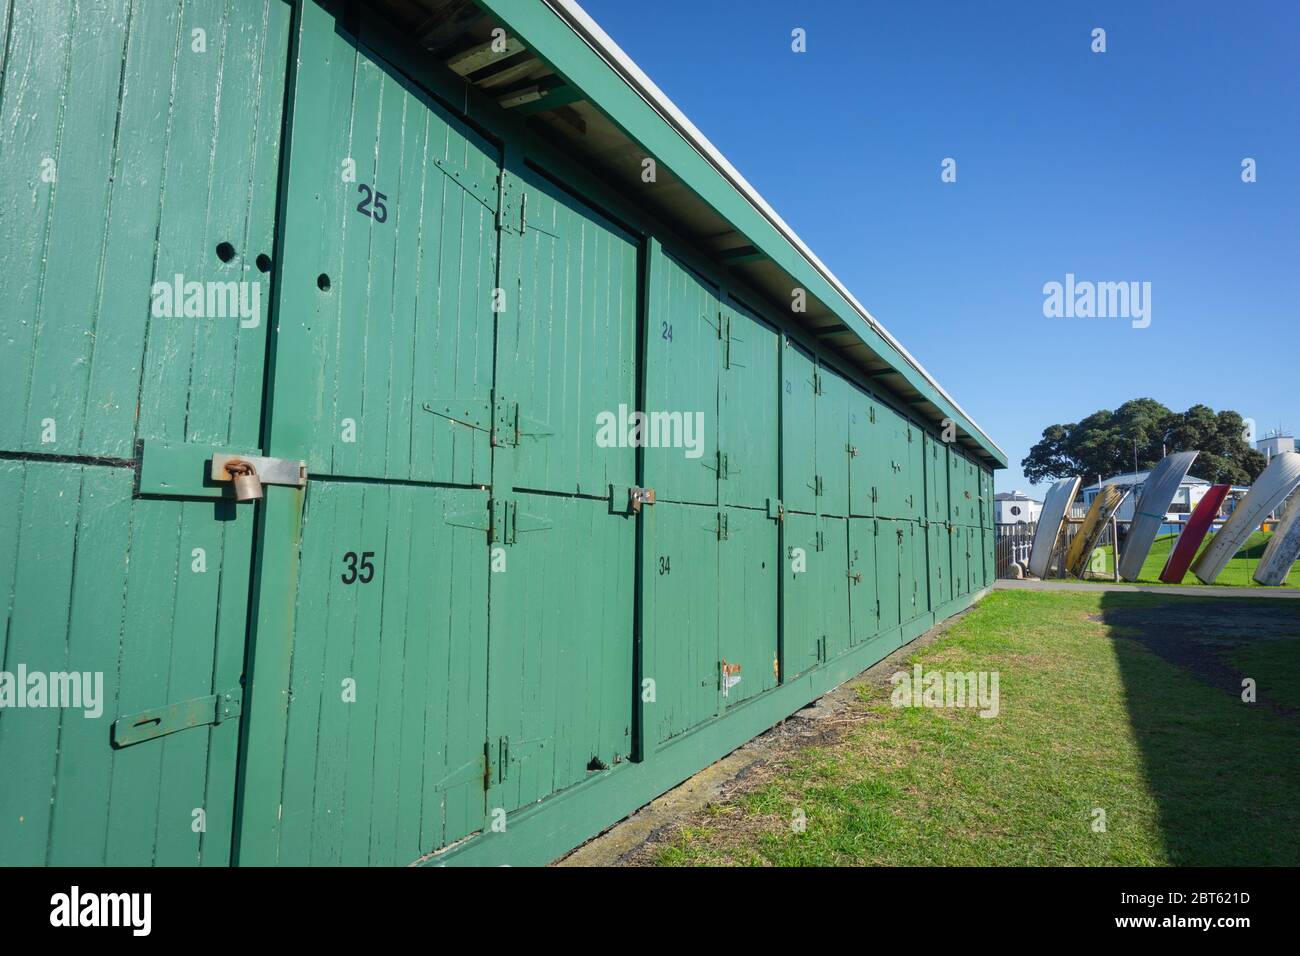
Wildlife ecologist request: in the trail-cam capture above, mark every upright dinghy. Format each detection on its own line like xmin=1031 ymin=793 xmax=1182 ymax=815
xmin=1253 ymin=492 xmax=1300 ymax=586
xmin=1192 ymin=452 xmax=1300 ymax=584
xmin=1160 ymin=484 xmax=1231 ymax=583
xmin=1065 ymin=484 xmax=1129 ymax=578
xmin=1119 ymin=451 xmax=1198 ymax=581
xmin=1028 ymin=477 xmax=1081 ymax=579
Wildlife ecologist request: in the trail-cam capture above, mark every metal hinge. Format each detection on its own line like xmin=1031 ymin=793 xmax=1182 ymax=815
xmin=872 ymin=485 xmax=878 ymax=503
xmin=489 ymin=498 xmax=553 ymax=545
xmin=490 ymin=393 xmax=553 ymax=447
xmin=717 ymin=512 xmax=729 ymax=541
xmin=766 ymin=498 xmax=785 ymax=522
xmin=815 ymin=529 xmax=826 ymax=552
xmin=847 ymin=443 xmax=859 ymax=458
xmin=486 ymin=737 xmax=509 ymax=786
xmin=814 ymin=474 xmax=824 ymax=497
xmin=813 ymin=371 xmax=823 ymax=395
xmin=491 ymin=498 xmax=514 ymax=545
xmin=869 ymin=406 xmax=876 ymax=424
xmin=717 ymin=449 xmax=729 ymax=480
xmin=493 ymin=394 xmax=517 ymax=447
xmin=112 ymin=687 xmax=242 ymax=748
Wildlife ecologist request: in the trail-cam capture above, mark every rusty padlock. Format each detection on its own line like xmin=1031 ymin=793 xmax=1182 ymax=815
xmin=225 ymin=459 xmax=263 ymax=502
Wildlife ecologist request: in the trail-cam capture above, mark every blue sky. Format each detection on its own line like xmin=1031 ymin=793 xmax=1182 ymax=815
xmin=579 ymin=0 xmax=1300 ymax=494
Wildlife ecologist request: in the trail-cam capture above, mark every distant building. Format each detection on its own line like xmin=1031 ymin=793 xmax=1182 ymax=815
xmin=1076 ymin=471 xmax=1212 ymax=523
xmin=994 ymin=490 xmax=1042 ymax=524
xmin=1256 ymin=431 xmax=1295 ymax=461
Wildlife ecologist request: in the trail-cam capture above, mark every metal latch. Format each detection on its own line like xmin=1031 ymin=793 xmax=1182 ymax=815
xmin=210 ymin=453 xmax=306 ymax=501
xmin=629 ymin=487 xmax=656 ymax=513
xmin=112 ymin=687 xmax=242 ymax=748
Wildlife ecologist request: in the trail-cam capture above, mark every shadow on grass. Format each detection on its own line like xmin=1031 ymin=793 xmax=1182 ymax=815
xmin=1099 ymin=591 xmax=1300 ymax=865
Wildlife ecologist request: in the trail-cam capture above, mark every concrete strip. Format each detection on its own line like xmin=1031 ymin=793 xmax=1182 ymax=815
xmin=995 ymin=579 xmax=1300 ymax=599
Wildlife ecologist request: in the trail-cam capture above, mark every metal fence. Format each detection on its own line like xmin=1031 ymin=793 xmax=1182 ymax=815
xmin=995 ymin=519 xmax=1122 ymax=579
xmin=994 ymin=523 xmax=1035 ymax=578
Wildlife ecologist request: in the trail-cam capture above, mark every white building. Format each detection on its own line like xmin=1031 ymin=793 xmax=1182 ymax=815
xmin=994 ymin=490 xmax=1042 ymax=524
xmin=1256 ymin=431 xmax=1295 ymax=461
xmin=1076 ymin=470 xmax=1213 ymax=523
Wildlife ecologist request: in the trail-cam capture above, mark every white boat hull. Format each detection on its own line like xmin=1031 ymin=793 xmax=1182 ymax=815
xmin=1028 ymin=477 xmax=1080 ymax=579
xmin=1118 ymin=451 xmax=1198 ymax=581
xmin=1253 ymin=492 xmax=1300 ymax=585
xmin=1193 ymin=452 xmax=1300 ymax=584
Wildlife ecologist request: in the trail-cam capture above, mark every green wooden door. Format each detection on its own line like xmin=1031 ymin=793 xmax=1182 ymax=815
xmin=821 ymin=517 xmax=852 ymax=659
xmin=902 ymin=520 xmax=924 ymax=624
xmin=0 ymin=0 xmax=290 ymax=866
xmin=849 ymin=387 xmax=878 ymax=517
xmin=928 ymin=522 xmax=951 ymax=608
xmin=877 ymin=520 xmax=902 ymax=633
xmin=781 ymin=339 xmax=818 ymax=515
xmin=848 ymin=518 xmax=882 ymax=656
xmin=816 ymin=364 xmax=851 ymax=518
xmin=643 ymin=502 xmax=720 ymax=744
xmin=488 ymin=166 xmax=639 ymax=813
xmin=876 ymin=404 xmax=912 ymax=519
xmin=487 ymin=492 xmax=634 ymax=810
xmin=504 ymin=168 xmax=639 ymax=497
xmin=719 ymin=299 xmax=779 ymax=509
xmin=719 ymin=508 xmax=778 ymax=707
xmin=236 ymin=5 xmax=498 ymax=863
xmin=781 ymin=512 xmax=823 ymax=680
xmin=644 ymin=250 xmax=719 ymax=505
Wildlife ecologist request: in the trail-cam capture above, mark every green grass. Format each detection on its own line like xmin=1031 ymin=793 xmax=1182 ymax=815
xmin=654 ymin=590 xmax=1300 ymax=866
xmin=1233 ymin=640 xmax=1300 ymax=711
xmin=1091 ymin=530 xmax=1300 ymax=587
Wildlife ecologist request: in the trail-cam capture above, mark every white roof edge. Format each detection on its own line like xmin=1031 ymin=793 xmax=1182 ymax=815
xmin=544 ymin=0 xmax=1006 ymax=461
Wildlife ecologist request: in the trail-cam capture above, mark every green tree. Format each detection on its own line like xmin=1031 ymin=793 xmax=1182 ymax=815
xmin=1021 ymin=399 xmax=1266 ymax=485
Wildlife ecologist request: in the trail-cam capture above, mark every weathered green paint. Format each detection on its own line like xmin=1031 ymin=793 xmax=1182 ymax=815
xmin=1 ymin=0 xmax=999 ymax=868
xmin=848 ymin=384 xmax=879 ymax=518
xmin=505 ymin=166 xmax=639 ymax=496
xmin=780 ymin=512 xmax=823 ymax=681
xmin=719 ymin=300 xmax=779 ymax=509
xmin=642 ymin=501 xmax=720 ymax=744
xmin=815 ymin=363 xmax=852 ymax=518
xmin=718 ymin=508 xmax=779 ymax=707
xmin=781 ymin=338 xmax=819 ymax=515
xmin=644 ymin=249 xmax=720 ymax=505
xmin=488 ymin=492 xmax=634 ymax=811
xmin=0 ymin=0 xmax=289 ymax=866
xmin=820 ymin=516 xmax=852 ymax=660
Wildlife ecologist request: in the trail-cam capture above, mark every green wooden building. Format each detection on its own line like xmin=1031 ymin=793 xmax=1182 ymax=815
xmin=0 ymin=0 xmax=1005 ymax=866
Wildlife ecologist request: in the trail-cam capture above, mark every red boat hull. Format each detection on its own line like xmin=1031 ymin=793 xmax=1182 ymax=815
xmin=1160 ymin=484 xmax=1232 ymax=583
